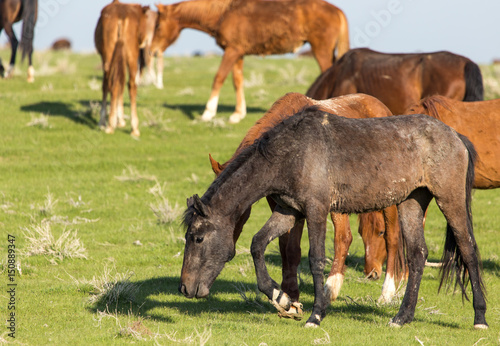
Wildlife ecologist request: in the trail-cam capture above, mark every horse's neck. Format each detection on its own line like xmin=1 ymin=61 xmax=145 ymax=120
xmin=173 ymin=0 xmax=235 ymax=35
xmin=207 ymin=153 xmax=274 ymax=222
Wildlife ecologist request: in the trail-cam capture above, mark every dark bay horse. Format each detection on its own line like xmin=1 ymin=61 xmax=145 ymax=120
xmin=152 ymin=0 xmax=349 ymax=123
xmin=180 ymin=107 xmax=487 ymax=329
xmin=306 ymin=48 xmax=484 ymax=114
xmin=94 ymin=1 xmax=157 ymax=137
xmin=0 ymin=0 xmax=37 ymax=82
xmin=359 ymin=95 xmax=500 ymax=281
xmin=208 ymin=92 xmax=401 ymax=317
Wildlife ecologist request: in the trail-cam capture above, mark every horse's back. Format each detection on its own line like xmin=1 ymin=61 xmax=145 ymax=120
xmin=268 ymin=109 xmax=468 ymax=213
xmin=405 ymin=96 xmax=500 ymax=189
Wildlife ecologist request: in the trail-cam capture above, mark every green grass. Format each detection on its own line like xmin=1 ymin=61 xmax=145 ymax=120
xmin=0 ymin=49 xmax=499 ymax=345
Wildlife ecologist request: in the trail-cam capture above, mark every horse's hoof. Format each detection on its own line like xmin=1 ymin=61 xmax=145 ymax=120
xmin=277 ymin=302 xmax=303 ymax=321
xmin=131 ymin=129 xmax=141 ymax=137
xmin=388 ymin=321 xmax=402 ymax=328
xmin=228 ymin=112 xmax=246 ymax=124
xmin=105 ymin=127 xmax=114 ymax=134
xmin=474 ymin=324 xmax=488 ymax=330
xmin=304 ymin=322 xmax=319 ymax=328
xmin=27 ymin=66 xmax=35 ymax=83
xmin=117 ymin=120 xmax=126 ymax=128
xmin=201 ymin=109 xmax=216 ymax=122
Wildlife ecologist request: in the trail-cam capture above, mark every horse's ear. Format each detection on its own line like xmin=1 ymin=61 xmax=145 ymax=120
xmin=155 ymin=3 xmax=164 ymax=12
xmin=209 ymin=154 xmax=223 ymax=176
xmin=188 ymin=194 xmax=209 ymax=217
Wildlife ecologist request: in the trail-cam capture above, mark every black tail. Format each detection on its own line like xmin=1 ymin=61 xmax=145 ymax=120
xmin=439 ymin=133 xmax=484 ymax=301
xmin=463 ymin=61 xmax=484 ymax=101
xmin=20 ymin=0 xmax=38 ymax=61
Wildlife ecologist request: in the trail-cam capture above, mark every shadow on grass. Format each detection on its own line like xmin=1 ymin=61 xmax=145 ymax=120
xmin=163 ymin=103 xmax=267 ymax=120
xmin=21 ymin=100 xmax=98 ymax=129
xmin=84 ymin=252 xmax=376 ymax=324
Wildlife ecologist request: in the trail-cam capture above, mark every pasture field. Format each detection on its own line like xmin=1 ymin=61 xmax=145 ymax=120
xmin=0 ymin=49 xmax=499 ymax=345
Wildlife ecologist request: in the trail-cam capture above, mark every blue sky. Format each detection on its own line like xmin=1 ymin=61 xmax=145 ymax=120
xmin=9 ymin=0 xmax=500 ymax=63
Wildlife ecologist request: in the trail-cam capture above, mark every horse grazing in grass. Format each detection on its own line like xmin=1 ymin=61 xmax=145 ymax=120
xmin=152 ymin=0 xmax=349 ymax=123
xmin=306 ymin=48 xmax=484 ymax=114
xmin=0 ymin=0 xmax=37 ymax=82
xmin=180 ymin=106 xmax=487 ymax=329
xmin=94 ymin=1 xmax=157 ymax=137
xmin=359 ymin=95 xmax=500 ymax=282
xmin=208 ymin=92 xmax=402 ymax=317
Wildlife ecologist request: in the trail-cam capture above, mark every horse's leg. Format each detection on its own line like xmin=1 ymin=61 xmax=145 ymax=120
xmin=117 ymin=91 xmax=126 ymax=128
xmin=128 ymin=50 xmax=140 ymax=137
xmin=201 ymin=48 xmax=242 ymax=121
xmin=434 ymin=197 xmax=488 ymax=329
xmin=390 ymin=189 xmax=432 ymax=327
xmin=228 ymin=57 xmax=246 ymax=124
xmin=27 ymin=51 xmax=34 ymax=83
xmin=304 ymin=207 xmax=329 ymax=328
xmin=324 ymin=213 xmax=352 ymax=303
xmin=99 ymin=71 xmax=109 ymax=129
xmin=251 ymin=205 xmax=300 ymax=314
xmin=155 ymin=51 xmax=164 ymax=89
xmin=378 ymin=205 xmax=403 ymax=303
xmin=3 ymin=22 xmax=18 ymax=78
xmin=309 ymin=41 xmax=335 ymax=72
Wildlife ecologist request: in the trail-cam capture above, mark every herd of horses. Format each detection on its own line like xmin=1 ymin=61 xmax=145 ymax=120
xmin=4 ymin=0 xmax=498 ymax=331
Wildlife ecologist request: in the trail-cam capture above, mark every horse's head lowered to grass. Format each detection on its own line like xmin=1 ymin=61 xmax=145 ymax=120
xmin=179 ymin=194 xmax=236 ymax=299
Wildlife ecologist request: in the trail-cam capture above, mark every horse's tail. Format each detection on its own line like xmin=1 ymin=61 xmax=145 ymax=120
xmin=439 ymin=133 xmax=484 ymax=301
xmin=20 ymin=0 xmax=38 ymax=61
xmin=108 ymin=23 xmax=127 ymax=97
xmin=334 ymin=8 xmax=350 ymax=62
xmin=463 ymin=60 xmax=484 ymax=101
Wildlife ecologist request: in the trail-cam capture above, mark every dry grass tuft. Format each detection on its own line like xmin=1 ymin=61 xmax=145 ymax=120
xmin=26 ymin=113 xmax=52 ymax=129
xmin=22 ymin=222 xmax=87 ymax=262
xmin=73 ymin=266 xmax=139 ymax=305
xmin=114 ymin=166 xmax=157 ymax=183
xmin=149 ymin=181 xmax=182 ymax=224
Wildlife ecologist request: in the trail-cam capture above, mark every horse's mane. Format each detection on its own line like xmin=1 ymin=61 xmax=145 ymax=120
xmin=418 ymin=96 xmax=453 ymax=120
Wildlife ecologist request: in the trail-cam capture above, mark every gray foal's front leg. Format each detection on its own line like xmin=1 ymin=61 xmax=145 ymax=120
xmin=251 ymin=206 xmax=300 ymax=313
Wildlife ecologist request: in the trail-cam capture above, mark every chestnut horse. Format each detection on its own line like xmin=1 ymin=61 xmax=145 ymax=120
xmin=180 ymin=107 xmax=486 ymax=328
xmin=0 ymin=0 xmax=37 ymax=82
xmin=306 ymin=48 xmax=484 ymax=114
xmin=94 ymin=1 xmax=157 ymax=137
xmin=209 ymin=92 xmax=400 ymax=317
xmin=152 ymin=0 xmax=349 ymax=123
xmin=359 ymin=95 xmax=500 ymax=286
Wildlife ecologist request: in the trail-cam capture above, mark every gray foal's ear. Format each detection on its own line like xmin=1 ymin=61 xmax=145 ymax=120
xmin=187 ymin=194 xmax=209 ymax=217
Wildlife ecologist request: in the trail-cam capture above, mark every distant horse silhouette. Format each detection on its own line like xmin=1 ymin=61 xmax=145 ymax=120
xmin=208 ymin=92 xmax=402 ymax=316
xmin=0 ymin=0 xmax=37 ymax=82
xmin=180 ymin=106 xmax=486 ymax=329
xmin=94 ymin=1 xmax=157 ymax=137
xmin=152 ymin=0 xmax=349 ymax=123
xmin=51 ymin=38 xmax=71 ymax=51
xmin=359 ymin=95 xmax=500 ymax=284
xmin=306 ymin=48 xmax=484 ymax=114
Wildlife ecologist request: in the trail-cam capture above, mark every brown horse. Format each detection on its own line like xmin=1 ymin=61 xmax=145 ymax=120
xmin=181 ymin=106 xmax=485 ymax=328
xmin=360 ymin=95 xmax=500 ymax=284
xmin=209 ymin=92 xmax=403 ymax=317
xmin=94 ymin=1 xmax=157 ymax=137
xmin=306 ymin=48 xmax=484 ymax=114
xmin=152 ymin=0 xmax=349 ymax=123
xmin=0 ymin=0 xmax=37 ymax=82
